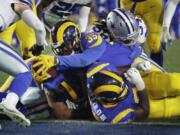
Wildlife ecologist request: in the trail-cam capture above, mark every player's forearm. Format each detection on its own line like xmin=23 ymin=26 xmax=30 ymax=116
xmin=78 ymin=6 xmax=91 ymax=32
xmin=134 ymin=89 xmax=149 ymax=120
xmin=57 ymin=45 xmax=106 ymax=68
xmin=163 ymin=0 xmax=180 ymax=28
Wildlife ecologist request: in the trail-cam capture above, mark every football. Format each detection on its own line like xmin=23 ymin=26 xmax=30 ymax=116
xmin=46 ymin=66 xmax=58 ymax=78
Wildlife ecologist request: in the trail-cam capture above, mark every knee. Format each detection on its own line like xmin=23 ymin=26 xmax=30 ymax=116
xmin=147 ymin=33 xmax=161 ymax=53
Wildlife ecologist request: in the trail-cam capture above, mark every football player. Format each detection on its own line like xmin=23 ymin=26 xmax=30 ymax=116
xmin=119 ymin=0 xmax=164 ymax=66
xmin=37 ymin=0 xmax=92 ymax=32
xmin=0 ymin=0 xmax=46 ymax=59
xmin=162 ymin=0 xmax=180 ymax=47
xmin=0 ymin=0 xmax=47 ymax=127
xmin=87 ymin=62 xmax=149 ymax=123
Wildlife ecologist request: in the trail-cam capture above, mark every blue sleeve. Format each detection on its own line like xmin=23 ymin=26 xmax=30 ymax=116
xmin=57 ymin=43 xmax=107 ymax=68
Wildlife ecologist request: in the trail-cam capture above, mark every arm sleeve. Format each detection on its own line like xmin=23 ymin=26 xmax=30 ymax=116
xmin=78 ymin=6 xmax=91 ymax=32
xmin=21 ymin=9 xmax=47 ymax=46
xmin=57 ymin=44 xmax=106 ymax=68
xmin=163 ymin=0 xmax=180 ymax=28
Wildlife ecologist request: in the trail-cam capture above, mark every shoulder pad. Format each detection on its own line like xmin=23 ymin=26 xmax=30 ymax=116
xmin=84 ymin=32 xmax=103 ymax=48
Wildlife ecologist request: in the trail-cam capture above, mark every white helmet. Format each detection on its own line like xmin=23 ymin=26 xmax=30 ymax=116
xmin=106 ymin=8 xmax=139 ymax=46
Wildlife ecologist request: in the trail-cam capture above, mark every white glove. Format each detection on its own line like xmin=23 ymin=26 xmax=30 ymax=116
xmin=124 ymin=68 xmax=145 ymax=91
xmin=161 ymin=26 xmax=172 ymax=50
xmin=132 ymin=61 xmax=152 ymax=72
xmin=137 ymin=61 xmax=151 ymax=71
xmin=65 ymin=99 xmax=77 ymax=110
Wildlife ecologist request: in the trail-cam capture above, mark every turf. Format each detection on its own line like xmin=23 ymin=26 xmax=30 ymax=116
xmin=1 ymin=120 xmax=180 ymax=135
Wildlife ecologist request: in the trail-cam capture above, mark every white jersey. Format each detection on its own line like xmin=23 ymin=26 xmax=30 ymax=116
xmin=44 ymin=0 xmax=92 ymax=18
xmin=42 ymin=0 xmax=92 ymax=30
xmin=0 ymin=0 xmax=32 ymax=32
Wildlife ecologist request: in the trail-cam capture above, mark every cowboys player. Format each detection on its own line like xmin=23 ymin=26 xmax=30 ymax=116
xmin=0 ymin=0 xmax=42 ymax=59
xmin=37 ymin=0 xmax=92 ymax=32
xmin=0 ymin=0 xmax=47 ymax=127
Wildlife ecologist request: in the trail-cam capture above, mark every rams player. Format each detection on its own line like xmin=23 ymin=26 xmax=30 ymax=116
xmin=37 ymin=0 xmax=92 ymax=32
xmin=0 ymin=0 xmax=47 ymax=127
xmin=87 ymin=62 xmax=149 ymax=123
xmin=119 ymin=0 xmax=164 ymax=66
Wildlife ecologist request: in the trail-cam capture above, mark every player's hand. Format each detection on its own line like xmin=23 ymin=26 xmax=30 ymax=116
xmin=65 ymin=99 xmax=77 ymax=110
xmin=161 ymin=26 xmax=172 ymax=51
xmin=124 ymin=68 xmax=145 ymax=91
xmin=29 ymin=44 xmax=44 ymax=56
xmin=32 ymin=54 xmax=57 ymax=75
xmin=137 ymin=61 xmax=151 ymax=72
xmin=33 ymin=69 xmax=51 ymax=83
xmin=132 ymin=60 xmax=151 ymax=72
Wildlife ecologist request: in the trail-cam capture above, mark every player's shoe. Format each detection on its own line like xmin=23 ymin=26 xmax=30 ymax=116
xmin=0 ymin=102 xmax=31 ymax=127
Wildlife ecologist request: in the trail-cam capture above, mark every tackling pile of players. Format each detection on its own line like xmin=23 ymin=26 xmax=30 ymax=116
xmin=0 ymin=0 xmax=180 ymax=127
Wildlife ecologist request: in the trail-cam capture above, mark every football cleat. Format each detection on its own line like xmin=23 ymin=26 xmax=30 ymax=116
xmin=0 ymin=102 xmax=31 ymax=127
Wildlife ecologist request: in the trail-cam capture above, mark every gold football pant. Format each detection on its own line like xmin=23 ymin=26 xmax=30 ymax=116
xmin=120 ymin=0 xmax=163 ymax=53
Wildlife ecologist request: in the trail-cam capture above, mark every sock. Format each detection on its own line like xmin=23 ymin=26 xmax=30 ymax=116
xmin=2 ymin=92 xmax=19 ymax=106
xmin=150 ymin=50 xmax=164 ymax=67
xmin=7 ymin=72 xmax=33 ymax=97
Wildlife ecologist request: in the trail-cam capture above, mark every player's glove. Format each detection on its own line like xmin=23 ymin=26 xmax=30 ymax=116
xmin=29 ymin=44 xmax=44 ymax=56
xmin=65 ymin=99 xmax=77 ymax=110
xmin=124 ymin=68 xmax=145 ymax=91
xmin=132 ymin=60 xmax=151 ymax=72
xmin=161 ymin=26 xmax=172 ymax=51
xmin=32 ymin=54 xmax=58 ymax=75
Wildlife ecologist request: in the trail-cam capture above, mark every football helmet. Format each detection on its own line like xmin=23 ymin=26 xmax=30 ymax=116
xmin=88 ymin=71 xmax=129 ymax=104
xmin=106 ymin=8 xmax=139 ymax=46
xmin=50 ymin=20 xmax=81 ymax=55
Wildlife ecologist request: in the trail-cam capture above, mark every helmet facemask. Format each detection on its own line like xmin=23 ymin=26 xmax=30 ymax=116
xmin=50 ymin=21 xmax=81 ymax=56
xmin=106 ymin=8 xmax=139 ymax=46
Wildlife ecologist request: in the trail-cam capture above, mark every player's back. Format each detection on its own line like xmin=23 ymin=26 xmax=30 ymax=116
xmin=99 ymin=43 xmax=143 ymax=67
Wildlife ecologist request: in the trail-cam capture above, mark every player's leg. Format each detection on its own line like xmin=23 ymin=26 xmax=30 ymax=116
xmin=149 ymin=96 xmax=180 ymax=118
xmin=0 ymin=24 xmax=16 ymax=44
xmin=0 ymin=76 xmax=14 ymax=92
xmin=143 ymin=71 xmax=180 ymax=99
xmin=0 ymin=40 xmax=32 ymax=126
xmin=15 ymin=0 xmax=37 ymax=59
xmin=134 ymin=55 xmax=180 ymax=99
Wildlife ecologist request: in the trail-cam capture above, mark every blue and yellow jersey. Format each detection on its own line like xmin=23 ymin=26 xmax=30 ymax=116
xmin=81 ymin=32 xmax=106 ymax=50
xmin=99 ymin=43 xmax=142 ymax=67
xmin=87 ymin=62 xmax=139 ymax=123
xmin=57 ymin=32 xmax=107 ymax=68
xmin=43 ymin=68 xmax=87 ymax=104
xmin=57 ymin=31 xmax=142 ymax=68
